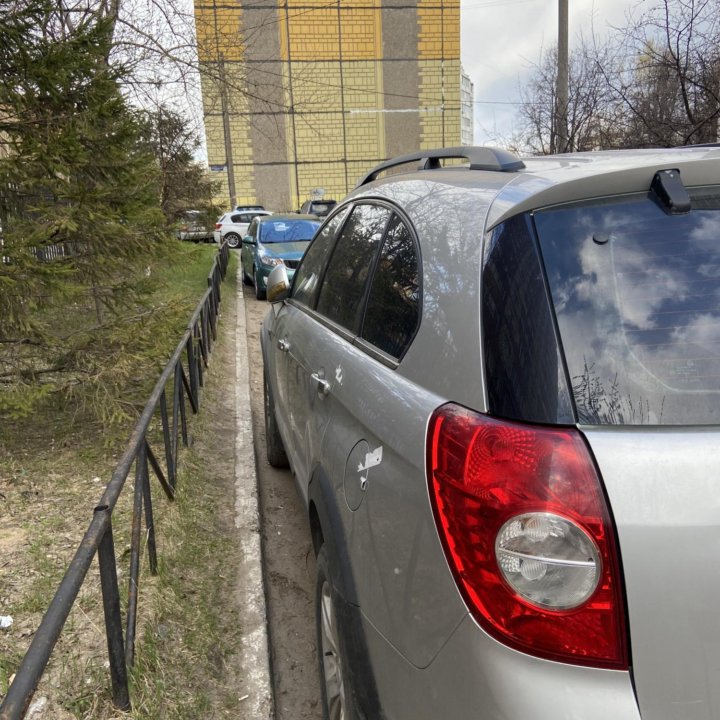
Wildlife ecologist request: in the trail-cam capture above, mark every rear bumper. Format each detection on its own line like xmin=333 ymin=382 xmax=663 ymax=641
xmin=179 ymin=231 xmax=213 ymax=242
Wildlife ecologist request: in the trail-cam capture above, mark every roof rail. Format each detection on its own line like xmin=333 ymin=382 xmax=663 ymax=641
xmin=356 ymin=146 xmax=526 ymax=187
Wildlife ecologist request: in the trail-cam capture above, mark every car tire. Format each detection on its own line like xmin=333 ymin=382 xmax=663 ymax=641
xmin=264 ymin=373 xmax=289 ymax=468
xmin=225 ymin=232 xmax=241 ymax=249
xmin=242 ymin=267 xmax=253 ymax=286
xmin=254 ymin=269 xmax=266 ymax=300
xmin=316 ymin=545 xmax=357 ymax=720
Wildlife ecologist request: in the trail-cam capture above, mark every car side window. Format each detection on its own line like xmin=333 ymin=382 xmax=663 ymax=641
xmin=360 ymin=214 xmax=420 ymax=359
xmin=292 ymin=208 xmax=349 ymax=306
xmin=247 ymin=219 xmax=258 ymax=238
xmin=230 ymin=214 xmax=243 ymax=223
xmin=316 ymin=204 xmax=391 ymax=333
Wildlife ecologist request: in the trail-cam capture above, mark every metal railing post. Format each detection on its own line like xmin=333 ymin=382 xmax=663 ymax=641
xmin=159 ymin=389 xmax=175 ymax=490
xmin=142 ymin=441 xmax=158 ymax=576
xmin=125 ymin=442 xmax=147 ymax=669
xmin=97 ymin=510 xmax=131 ymax=711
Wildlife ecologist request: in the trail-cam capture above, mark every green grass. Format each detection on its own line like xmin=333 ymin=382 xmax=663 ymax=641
xmin=125 ymin=456 xmax=242 ymax=719
xmin=0 ymin=243 xmax=237 ymax=718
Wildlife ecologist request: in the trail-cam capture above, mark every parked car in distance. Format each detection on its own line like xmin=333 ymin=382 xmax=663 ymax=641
xmin=299 ymin=198 xmax=337 ymax=217
xmin=261 ymin=145 xmax=720 ymax=720
xmin=214 ymin=209 xmax=272 ymax=247
xmin=241 ymin=214 xmax=320 ymax=299
xmin=176 ymin=210 xmax=214 ymax=243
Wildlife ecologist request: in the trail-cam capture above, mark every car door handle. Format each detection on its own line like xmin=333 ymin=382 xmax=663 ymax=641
xmin=277 ymin=337 xmax=290 ymax=352
xmin=310 ymin=372 xmax=331 ymax=396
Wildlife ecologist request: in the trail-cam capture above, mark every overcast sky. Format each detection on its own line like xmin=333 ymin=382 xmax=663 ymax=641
xmin=460 ymin=0 xmax=637 ymax=144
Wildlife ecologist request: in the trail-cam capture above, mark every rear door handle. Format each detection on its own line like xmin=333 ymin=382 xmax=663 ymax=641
xmin=277 ymin=337 xmax=290 ymax=352
xmin=310 ymin=372 xmax=331 ymax=396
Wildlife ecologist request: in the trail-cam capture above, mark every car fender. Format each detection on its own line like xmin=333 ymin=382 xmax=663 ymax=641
xmin=308 ymin=463 xmax=358 ymax=607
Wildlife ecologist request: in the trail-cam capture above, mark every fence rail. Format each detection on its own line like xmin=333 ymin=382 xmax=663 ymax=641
xmin=0 ymin=241 xmax=231 ymax=720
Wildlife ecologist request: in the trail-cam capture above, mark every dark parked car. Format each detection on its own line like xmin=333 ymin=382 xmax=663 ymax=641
xmin=299 ymin=199 xmax=337 ymax=217
xmin=261 ymin=145 xmax=720 ymax=720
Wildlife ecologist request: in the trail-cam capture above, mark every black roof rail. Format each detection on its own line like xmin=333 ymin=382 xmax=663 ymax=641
xmin=356 ymin=146 xmax=526 ymax=187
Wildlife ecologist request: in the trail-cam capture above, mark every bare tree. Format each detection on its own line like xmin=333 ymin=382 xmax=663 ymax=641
xmin=516 ymin=35 xmax=623 ymax=154
xmin=608 ymin=0 xmax=720 ymax=146
xmin=515 ymin=0 xmax=720 ymax=154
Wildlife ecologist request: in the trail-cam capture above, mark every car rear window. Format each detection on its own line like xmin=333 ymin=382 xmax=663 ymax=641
xmin=535 ymin=186 xmax=720 ymax=426
xmin=311 ymin=202 xmax=336 ymax=214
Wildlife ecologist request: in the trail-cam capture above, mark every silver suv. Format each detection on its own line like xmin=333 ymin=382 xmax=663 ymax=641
xmin=261 ymin=145 xmax=720 ymax=720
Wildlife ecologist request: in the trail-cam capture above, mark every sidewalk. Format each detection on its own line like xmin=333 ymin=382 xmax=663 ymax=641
xmin=232 ymin=266 xmax=274 ymax=719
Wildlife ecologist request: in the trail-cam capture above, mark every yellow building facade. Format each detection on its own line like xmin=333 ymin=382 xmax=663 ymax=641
xmin=195 ymin=0 xmax=461 ymax=211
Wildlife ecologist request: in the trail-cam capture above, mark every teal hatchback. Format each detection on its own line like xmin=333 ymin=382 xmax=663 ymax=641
xmin=240 ymin=214 xmax=321 ymax=299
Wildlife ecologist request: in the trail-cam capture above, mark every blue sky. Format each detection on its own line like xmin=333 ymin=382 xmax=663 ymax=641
xmin=461 ymin=0 xmax=636 ymax=144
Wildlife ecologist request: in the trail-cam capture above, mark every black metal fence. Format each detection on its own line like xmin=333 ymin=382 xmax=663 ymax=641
xmin=0 ymin=241 xmax=231 ymax=720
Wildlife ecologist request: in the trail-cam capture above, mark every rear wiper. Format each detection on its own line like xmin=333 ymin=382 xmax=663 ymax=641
xmin=650 ymin=168 xmax=691 ymax=215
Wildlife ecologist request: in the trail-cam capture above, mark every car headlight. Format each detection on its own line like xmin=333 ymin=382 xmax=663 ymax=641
xmin=257 ymin=248 xmax=283 ymax=267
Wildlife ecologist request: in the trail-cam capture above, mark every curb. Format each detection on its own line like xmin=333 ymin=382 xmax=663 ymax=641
xmin=233 ymin=264 xmax=274 ymax=719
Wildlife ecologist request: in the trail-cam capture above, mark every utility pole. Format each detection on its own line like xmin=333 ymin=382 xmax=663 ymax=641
xmin=555 ymin=0 xmax=569 ymax=153
xmin=219 ymin=54 xmax=237 ymax=209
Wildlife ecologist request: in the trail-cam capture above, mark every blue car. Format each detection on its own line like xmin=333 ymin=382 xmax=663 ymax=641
xmin=240 ymin=214 xmax=321 ymax=299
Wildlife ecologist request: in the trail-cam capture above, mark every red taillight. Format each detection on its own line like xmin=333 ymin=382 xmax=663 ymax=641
xmin=427 ymin=403 xmax=627 ymax=669
xmin=214 ymin=223 xmax=222 ymax=230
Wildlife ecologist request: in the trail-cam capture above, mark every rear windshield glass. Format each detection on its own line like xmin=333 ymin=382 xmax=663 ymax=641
xmin=259 ymin=219 xmax=320 ymax=243
xmin=535 ymin=186 xmax=720 ymax=426
xmin=311 ymin=202 xmax=336 ymax=214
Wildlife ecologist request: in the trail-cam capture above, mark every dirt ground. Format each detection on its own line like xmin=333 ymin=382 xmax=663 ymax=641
xmin=240 ymin=282 xmax=323 ymax=720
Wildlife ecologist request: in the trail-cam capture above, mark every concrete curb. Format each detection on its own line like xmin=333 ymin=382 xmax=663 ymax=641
xmin=234 ymin=265 xmax=274 ymax=719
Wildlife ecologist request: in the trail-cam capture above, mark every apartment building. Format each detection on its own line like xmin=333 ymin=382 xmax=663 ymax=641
xmin=195 ymin=0 xmax=461 ymax=210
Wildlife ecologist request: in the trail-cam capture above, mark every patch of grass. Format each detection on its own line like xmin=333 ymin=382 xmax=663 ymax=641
xmin=126 ymin=465 xmax=242 ymax=719
xmin=0 ymin=245 xmax=236 ymax=718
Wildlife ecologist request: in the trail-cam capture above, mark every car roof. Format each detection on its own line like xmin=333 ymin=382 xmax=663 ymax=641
xmin=350 ymin=145 xmax=720 ymax=231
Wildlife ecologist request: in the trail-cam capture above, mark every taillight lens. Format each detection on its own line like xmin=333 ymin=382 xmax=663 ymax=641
xmin=214 ymin=223 xmax=222 ymax=230
xmin=427 ymin=403 xmax=627 ymax=668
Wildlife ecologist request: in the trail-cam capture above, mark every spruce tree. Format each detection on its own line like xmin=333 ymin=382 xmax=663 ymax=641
xmin=0 ymin=1 xmax=171 ymax=421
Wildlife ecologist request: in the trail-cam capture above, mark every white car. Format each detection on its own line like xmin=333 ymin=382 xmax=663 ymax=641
xmin=214 ymin=210 xmax=272 ymax=247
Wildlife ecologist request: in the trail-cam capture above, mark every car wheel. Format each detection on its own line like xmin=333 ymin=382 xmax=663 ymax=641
xmin=242 ymin=267 xmax=252 ymax=286
xmin=254 ymin=268 xmax=266 ymax=300
xmin=264 ymin=373 xmax=289 ymax=468
xmin=225 ymin=232 xmax=241 ymax=249
xmin=316 ymin=546 xmax=355 ymax=720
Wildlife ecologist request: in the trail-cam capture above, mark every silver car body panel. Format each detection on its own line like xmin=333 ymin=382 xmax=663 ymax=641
xmin=362 ymin=613 xmax=640 ymax=720
xmin=267 ymin=298 xmax=468 ymax=666
xmin=584 ymin=426 xmax=720 ymax=720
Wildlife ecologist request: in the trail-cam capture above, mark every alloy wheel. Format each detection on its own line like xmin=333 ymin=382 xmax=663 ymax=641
xmin=320 ymin=581 xmax=346 ymax=720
